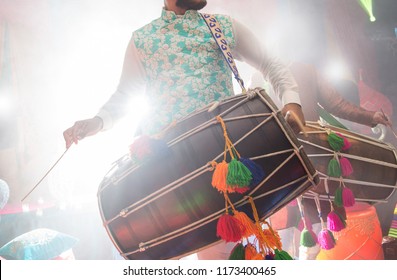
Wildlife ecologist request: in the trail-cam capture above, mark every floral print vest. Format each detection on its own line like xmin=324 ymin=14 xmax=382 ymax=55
xmin=133 ymin=9 xmax=235 ymax=134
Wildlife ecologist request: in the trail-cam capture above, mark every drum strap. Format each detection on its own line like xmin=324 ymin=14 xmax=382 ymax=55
xmin=201 ymin=13 xmax=246 ymax=93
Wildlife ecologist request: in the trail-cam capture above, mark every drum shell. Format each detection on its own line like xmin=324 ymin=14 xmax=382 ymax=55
xmin=98 ymin=91 xmax=318 ymax=260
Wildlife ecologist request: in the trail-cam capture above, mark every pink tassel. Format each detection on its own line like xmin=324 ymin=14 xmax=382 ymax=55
xmin=318 ymin=229 xmax=336 ymax=250
xmin=327 ymin=211 xmax=346 ymax=232
xmin=336 ymin=133 xmax=351 ymax=151
xmin=342 ymin=187 xmax=355 ymax=207
xmin=339 ymin=156 xmax=353 ymax=177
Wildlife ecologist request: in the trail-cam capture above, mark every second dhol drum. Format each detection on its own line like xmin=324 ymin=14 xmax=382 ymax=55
xmin=300 ymin=121 xmax=397 ymax=205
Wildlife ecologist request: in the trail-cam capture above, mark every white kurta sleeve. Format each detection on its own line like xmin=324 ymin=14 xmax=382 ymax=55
xmin=231 ymin=19 xmax=301 ymax=106
xmin=96 ymin=36 xmax=146 ymax=130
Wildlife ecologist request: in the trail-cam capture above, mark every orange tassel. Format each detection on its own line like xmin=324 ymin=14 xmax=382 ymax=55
xmin=245 ymin=243 xmax=263 ymax=260
xmin=233 ymin=211 xmax=257 ymax=238
xmin=211 ymin=161 xmax=231 ymax=193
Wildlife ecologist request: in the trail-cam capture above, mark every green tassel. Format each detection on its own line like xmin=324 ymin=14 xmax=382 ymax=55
xmin=334 ymin=186 xmax=343 ymax=207
xmin=274 ymin=249 xmax=293 ymax=260
xmin=226 ymin=158 xmax=252 ymax=187
xmin=327 ymin=158 xmax=341 ymax=177
xmin=327 ymin=132 xmax=344 ymax=151
xmin=228 ymin=243 xmax=245 ymax=260
xmin=300 ymin=229 xmax=317 ymax=247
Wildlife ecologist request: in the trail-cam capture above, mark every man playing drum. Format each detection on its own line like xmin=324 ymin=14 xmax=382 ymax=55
xmin=63 ymin=0 xmax=310 ymax=260
xmin=63 ymin=0 xmax=305 ymax=147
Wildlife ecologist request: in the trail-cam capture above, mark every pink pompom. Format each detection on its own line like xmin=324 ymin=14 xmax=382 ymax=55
xmin=318 ymin=229 xmax=336 ymax=250
xmin=327 ymin=211 xmax=346 ymax=232
xmin=336 ymin=133 xmax=351 ymax=150
xmin=342 ymin=187 xmax=355 ymax=207
xmin=340 ymin=157 xmax=353 ymax=177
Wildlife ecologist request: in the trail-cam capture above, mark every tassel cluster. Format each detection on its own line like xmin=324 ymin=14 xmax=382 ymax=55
xmin=212 ymin=116 xmax=291 ymax=260
xmin=325 ymin=129 xmax=356 ymax=237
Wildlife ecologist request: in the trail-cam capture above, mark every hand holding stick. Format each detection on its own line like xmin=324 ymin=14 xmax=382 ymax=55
xmin=380 ymin=109 xmax=397 ymax=139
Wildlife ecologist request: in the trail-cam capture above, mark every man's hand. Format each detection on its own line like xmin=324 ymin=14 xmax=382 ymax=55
xmin=63 ymin=116 xmax=103 ymax=149
xmin=372 ymin=111 xmax=392 ymax=127
xmin=281 ymin=103 xmax=306 ymax=134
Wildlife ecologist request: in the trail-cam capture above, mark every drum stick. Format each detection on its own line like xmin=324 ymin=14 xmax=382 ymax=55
xmin=21 ymin=146 xmax=71 ymax=202
xmin=285 ymin=110 xmax=307 ymax=137
xmin=380 ymin=109 xmax=397 ymax=139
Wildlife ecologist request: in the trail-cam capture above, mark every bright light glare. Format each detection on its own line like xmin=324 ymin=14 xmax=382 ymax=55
xmin=325 ymin=61 xmax=349 ymax=81
xmin=0 ymin=95 xmax=14 ymax=116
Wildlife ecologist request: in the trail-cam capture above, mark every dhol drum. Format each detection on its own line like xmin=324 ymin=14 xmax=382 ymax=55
xmin=299 ymin=121 xmax=397 ymax=222
xmin=97 ymin=89 xmax=319 ymax=260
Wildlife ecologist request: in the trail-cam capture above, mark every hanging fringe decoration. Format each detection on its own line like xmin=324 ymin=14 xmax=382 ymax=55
xmin=327 ymin=207 xmax=346 ymax=232
xmin=245 ymin=243 xmax=263 ymax=260
xmin=274 ymin=249 xmax=294 ymax=260
xmin=210 ymin=116 xmax=264 ymax=194
xmin=240 ymin=157 xmax=266 ymax=186
xmin=227 ymin=158 xmax=252 ymax=189
xmin=324 ymin=179 xmax=346 ymax=232
xmin=334 ymin=181 xmax=355 ymax=208
xmin=336 ymin=132 xmax=351 ymax=151
xmin=327 ymin=156 xmax=341 ymax=177
xmin=216 ymin=213 xmax=243 ymax=243
xmin=339 ymin=156 xmax=353 ymax=177
xmin=297 ymin=196 xmax=318 ymax=248
xmin=216 ymin=194 xmax=244 ymax=243
xmin=211 ymin=160 xmax=230 ymax=193
xmin=314 ymin=194 xmax=336 ymax=250
xmin=232 ymin=210 xmax=257 ymax=238
xmin=327 ymin=131 xmax=345 ymax=151
xmin=228 ymin=243 xmax=245 ymax=260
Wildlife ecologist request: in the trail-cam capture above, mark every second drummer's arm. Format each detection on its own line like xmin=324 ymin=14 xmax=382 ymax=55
xmin=316 ymin=72 xmax=391 ymax=127
xmin=231 ymin=19 xmax=305 ymax=133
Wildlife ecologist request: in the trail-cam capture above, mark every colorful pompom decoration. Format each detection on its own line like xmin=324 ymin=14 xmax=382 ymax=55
xmin=317 ymin=228 xmax=336 ymax=250
xmin=228 ymin=243 xmax=245 ymax=260
xmin=327 ymin=157 xmax=341 ymax=178
xmin=216 ymin=213 xmax=243 ymax=243
xmin=327 ymin=132 xmax=345 ymax=152
xmin=339 ymin=156 xmax=353 ymax=177
xmin=240 ymin=157 xmax=266 ymax=186
xmin=336 ymin=132 xmax=351 ymax=151
xmin=327 ymin=210 xmax=346 ymax=232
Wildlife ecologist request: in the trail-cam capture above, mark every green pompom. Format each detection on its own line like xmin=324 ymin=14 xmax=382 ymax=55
xmin=226 ymin=158 xmax=252 ymax=187
xmin=327 ymin=132 xmax=344 ymax=151
xmin=274 ymin=249 xmax=293 ymax=260
xmin=327 ymin=158 xmax=341 ymax=177
xmin=228 ymin=243 xmax=245 ymax=260
xmin=300 ymin=229 xmax=317 ymax=247
xmin=334 ymin=186 xmax=343 ymax=207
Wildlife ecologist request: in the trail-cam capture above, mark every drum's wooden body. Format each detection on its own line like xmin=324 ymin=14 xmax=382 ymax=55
xmin=97 ymin=89 xmax=319 ymax=260
xmin=300 ymin=121 xmax=397 ymax=206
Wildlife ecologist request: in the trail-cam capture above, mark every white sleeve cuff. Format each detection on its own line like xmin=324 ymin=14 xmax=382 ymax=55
xmin=281 ymin=90 xmax=301 ymax=106
xmin=96 ymin=110 xmax=114 ymax=131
